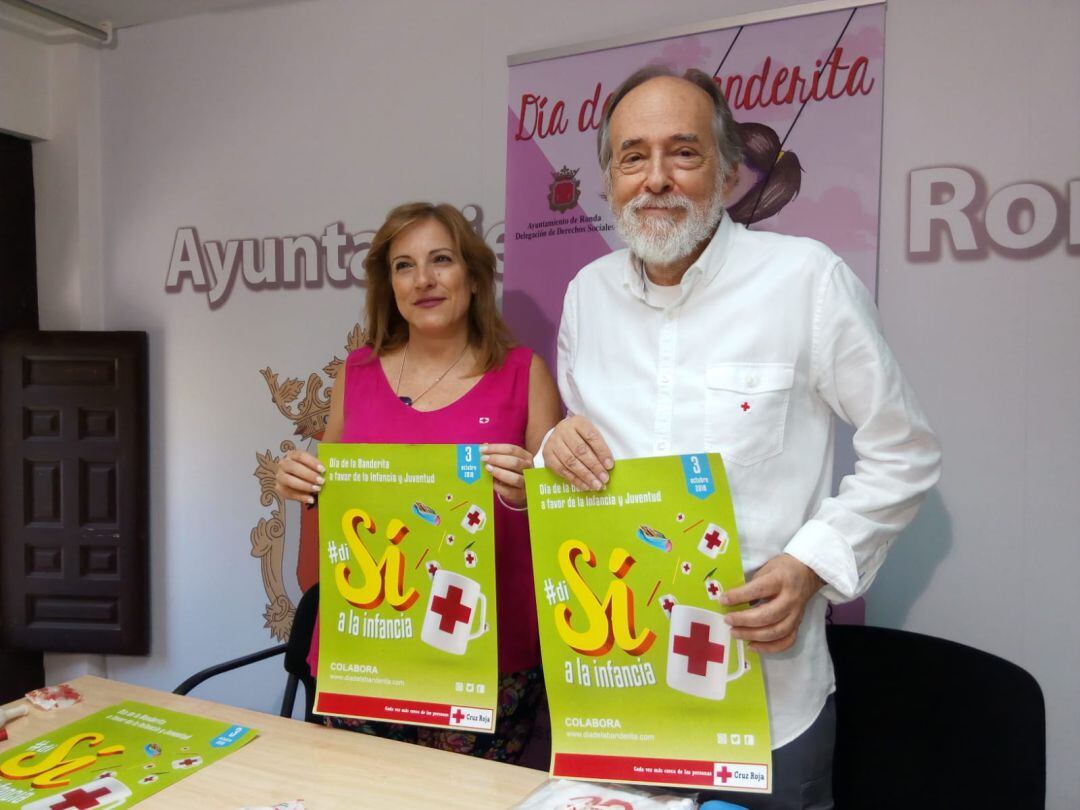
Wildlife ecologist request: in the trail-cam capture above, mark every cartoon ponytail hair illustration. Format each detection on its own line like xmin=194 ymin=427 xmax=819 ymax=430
xmin=726 ymin=122 xmax=803 ymax=225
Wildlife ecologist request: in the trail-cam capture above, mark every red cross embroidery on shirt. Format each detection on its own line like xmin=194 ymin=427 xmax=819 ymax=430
xmin=431 ymin=585 xmax=472 ymax=633
xmin=708 ymin=582 xmax=720 ymax=596
xmin=465 ymin=552 xmax=475 ymax=564
xmin=673 ymin=621 xmax=726 ymax=676
xmin=451 ymin=709 xmax=465 ymax=723
xmin=741 ymin=402 xmax=750 ymax=412
xmin=427 ymin=563 xmax=438 ymax=575
xmin=661 ymin=598 xmax=674 ymax=612
xmin=466 ymin=510 xmax=482 ymax=526
xmin=704 ymin=530 xmax=723 ymax=550
xmin=715 ymin=765 xmax=734 ymax=783
xmin=177 ymin=757 xmax=198 ymax=767
xmin=49 ymin=787 xmax=111 ymax=810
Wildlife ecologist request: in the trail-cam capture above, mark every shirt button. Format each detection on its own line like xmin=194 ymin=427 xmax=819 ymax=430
xmin=660 ymin=375 xmax=670 ymax=384
xmin=746 ymin=374 xmax=759 ymax=388
xmin=657 ymin=440 xmax=669 ymax=452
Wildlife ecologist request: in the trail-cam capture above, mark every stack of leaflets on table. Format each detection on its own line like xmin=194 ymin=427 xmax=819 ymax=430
xmin=0 ymin=701 xmax=257 ymax=808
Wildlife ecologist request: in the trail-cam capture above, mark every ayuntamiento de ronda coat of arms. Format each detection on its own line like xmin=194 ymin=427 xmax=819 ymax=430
xmin=250 ymin=325 xmax=363 ymax=640
xmin=548 ymin=165 xmax=581 ymax=213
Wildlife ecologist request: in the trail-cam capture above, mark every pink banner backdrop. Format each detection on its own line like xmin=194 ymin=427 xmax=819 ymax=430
xmin=503 ymin=3 xmax=886 ymax=375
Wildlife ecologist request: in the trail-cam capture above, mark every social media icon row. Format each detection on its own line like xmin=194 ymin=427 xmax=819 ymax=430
xmin=716 ymin=732 xmax=755 ymax=746
xmin=454 ymin=681 xmax=486 ymax=694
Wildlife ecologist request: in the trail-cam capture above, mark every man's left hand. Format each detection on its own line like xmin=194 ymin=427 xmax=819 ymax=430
xmin=721 ymin=554 xmax=824 ymax=653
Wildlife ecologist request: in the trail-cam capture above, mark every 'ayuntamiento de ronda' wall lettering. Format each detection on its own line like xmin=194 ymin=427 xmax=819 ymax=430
xmin=165 ymin=204 xmax=503 ymax=310
xmin=165 ymin=167 xmax=1079 ymax=311
xmin=909 ymin=169 xmax=1079 ymax=261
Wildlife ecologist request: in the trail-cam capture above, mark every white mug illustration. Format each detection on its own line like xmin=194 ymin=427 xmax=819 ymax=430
xmin=460 ymin=504 xmax=487 ymax=534
xmin=421 ymin=569 xmax=488 ymax=655
xmin=22 ymin=777 xmax=133 ymax=810
xmin=666 ymin=604 xmax=747 ymax=700
xmin=697 ymin=522 xmax=729 ymax=558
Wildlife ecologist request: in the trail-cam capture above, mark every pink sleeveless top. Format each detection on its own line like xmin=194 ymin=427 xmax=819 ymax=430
xmin=308 ymin=345 xmax=540 ymax=674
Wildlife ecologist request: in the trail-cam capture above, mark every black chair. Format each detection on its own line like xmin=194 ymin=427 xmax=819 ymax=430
xmin=827 ymin=624 xmax=1045 ymax=809
xmin=175 ymin=584 xmax=320 ymax=722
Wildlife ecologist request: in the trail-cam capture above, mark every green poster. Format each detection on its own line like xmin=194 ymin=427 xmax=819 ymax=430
xmin=314 ymin=443 xmax=498 ymax=732
xmin=0 ymin=701 xmax=256 ymax=808
xmin=525 ymin=453 xmax=772 ymax=794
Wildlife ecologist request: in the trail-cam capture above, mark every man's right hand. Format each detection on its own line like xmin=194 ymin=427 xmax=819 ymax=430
xmin=275 ymin=449 xmax=325 ymax=504
xmin=542 ymin=415 xmax=614 ymax=491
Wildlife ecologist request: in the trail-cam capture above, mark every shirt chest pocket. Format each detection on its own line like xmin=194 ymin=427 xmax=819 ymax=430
xmin=704 ymin=362 xmax=795 ymax=466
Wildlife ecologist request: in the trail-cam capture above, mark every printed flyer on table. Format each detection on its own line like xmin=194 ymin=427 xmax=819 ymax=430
xmin=525 ymin=454 xmax=772 ymax=793
xmin=0 ymin=701 xmax=255 ymax=808
xmin=314 ymin=443 xmax=498 ymax=732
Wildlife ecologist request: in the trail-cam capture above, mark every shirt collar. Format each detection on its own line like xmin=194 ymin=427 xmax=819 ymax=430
xmin=696 ymin=210 xmax=734 ymax=285
xmin=621 ymin=212 xmax=735 ymax=304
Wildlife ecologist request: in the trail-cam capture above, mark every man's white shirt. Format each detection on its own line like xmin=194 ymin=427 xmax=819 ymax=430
xmin=552 ymin=213 xmax=941 ymax=747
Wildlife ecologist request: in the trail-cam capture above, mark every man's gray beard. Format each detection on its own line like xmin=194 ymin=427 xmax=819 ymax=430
xmin=613 ymin=189 xmax=725 ymax=266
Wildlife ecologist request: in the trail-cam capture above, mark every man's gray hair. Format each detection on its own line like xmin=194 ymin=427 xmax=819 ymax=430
xmin=597 ymin=66 xmax=743 ymax=184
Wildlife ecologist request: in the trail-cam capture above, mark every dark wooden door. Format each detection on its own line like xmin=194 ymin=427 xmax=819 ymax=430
xmin=1 ymin=331 xmax=149 ymax=654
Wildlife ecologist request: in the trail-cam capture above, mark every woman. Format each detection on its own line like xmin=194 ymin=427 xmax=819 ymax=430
xmin=275 ymin=202 xmax=560 ymax=763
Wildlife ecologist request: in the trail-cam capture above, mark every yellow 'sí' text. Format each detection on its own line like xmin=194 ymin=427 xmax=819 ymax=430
xmin=554 ymin=539 xmax=656 ymax=657
xmin=334 ymin=508 xmax=420 ymax=611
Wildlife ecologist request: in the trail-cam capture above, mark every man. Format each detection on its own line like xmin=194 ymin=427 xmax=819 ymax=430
xmin=541 ymin=66 xmax=941 ymax=808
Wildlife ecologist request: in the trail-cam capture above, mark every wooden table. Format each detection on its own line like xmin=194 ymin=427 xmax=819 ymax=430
xmin=0 ymin=676 xmax=548 ymax=808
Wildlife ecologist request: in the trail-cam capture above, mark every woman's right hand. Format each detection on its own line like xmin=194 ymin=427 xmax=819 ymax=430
xmin=275 ymin=448 xmax=326 ymax=504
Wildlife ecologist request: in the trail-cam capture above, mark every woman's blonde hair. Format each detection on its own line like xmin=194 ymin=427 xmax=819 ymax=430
xmin=363 ymin=202 xmax=513 ymax=372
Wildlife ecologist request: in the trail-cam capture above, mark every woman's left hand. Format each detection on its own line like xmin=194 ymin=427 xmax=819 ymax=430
xmin=481 ymin=443 xmax=533 ymax=507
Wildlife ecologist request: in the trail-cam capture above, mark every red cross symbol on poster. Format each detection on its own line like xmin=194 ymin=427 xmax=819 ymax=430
xmin=697 ymin=523 xmax=728 ymax=558
xmin=460 ymin=504 xmax=487 ymax=534
xmin=22 ymin=777 xmax=132 ymax=810
xmin=673 ymin=621 xmax=726 ymax=676
xmin=52 ymin=788 xmax=110 ymax=810
xmin=431 ymin=585 xmax=472 ymax=633
xmin=43 ymin=786 xmax=112 ymax=810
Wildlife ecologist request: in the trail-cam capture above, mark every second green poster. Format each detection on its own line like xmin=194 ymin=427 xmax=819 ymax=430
xmin=525 ymin=453 xmax=772 ymax=793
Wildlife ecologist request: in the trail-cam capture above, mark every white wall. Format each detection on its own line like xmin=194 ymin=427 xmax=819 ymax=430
xmin=20 ymin=0 xmax=1080 ymax=805
xmin=0 ymin=24 xmax=49 ymax=139
xmin=34 ymin=41 xmax=106 ymax=333
xmin=869 ymin=4 xmax=1080 ymax=807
